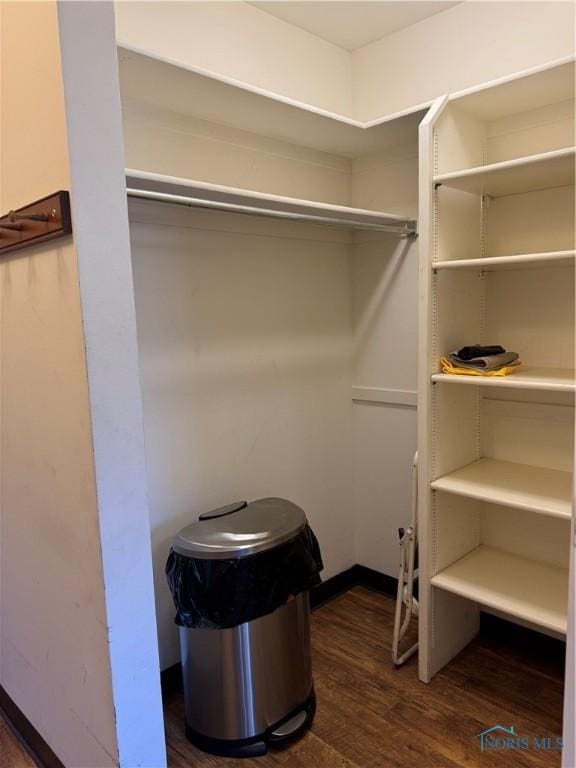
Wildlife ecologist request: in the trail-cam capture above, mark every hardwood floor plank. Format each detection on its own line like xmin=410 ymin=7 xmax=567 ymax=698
xmin=163 ymin=587 xmax=564 ymax=768
xmin=311 ymin=675 xmax=461 ymax=768
xmin=0 ymin=711 xmax=37 ymax=768
xmin=442 ymin=654 xmax=563 ymax=733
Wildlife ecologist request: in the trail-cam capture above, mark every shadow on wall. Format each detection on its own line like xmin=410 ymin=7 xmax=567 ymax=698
xmin=353 ymin=236 xmax=418 ymax=391
xmin=354 ymin=238 xmax=414 ymax=352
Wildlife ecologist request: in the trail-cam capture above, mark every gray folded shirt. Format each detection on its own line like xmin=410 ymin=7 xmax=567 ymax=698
xmin=448 ymin=351 xmax=520 ymax=370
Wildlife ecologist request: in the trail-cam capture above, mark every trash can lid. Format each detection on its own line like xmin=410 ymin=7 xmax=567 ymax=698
xmin=172 ymin=497 xmax=307 ymax=559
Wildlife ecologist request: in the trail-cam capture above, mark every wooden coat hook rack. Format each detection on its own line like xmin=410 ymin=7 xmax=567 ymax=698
xmin=0 ymin=191 xmax=72 ymax=255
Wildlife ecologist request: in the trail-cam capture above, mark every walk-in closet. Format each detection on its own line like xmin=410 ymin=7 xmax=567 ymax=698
xmin=118 ymin=43 xmax=423 ymax=668
xmin=118 ymin=29 xmax=575 ymax=760
xmin=1 ymin=2 xmax=574 ymax=766
xmin=115 ymin=34 xmax=576 ymax=760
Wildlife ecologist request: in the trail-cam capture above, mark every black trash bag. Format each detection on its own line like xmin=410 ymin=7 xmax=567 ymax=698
xmin=166 ymin=524 xmax=323 ymax=630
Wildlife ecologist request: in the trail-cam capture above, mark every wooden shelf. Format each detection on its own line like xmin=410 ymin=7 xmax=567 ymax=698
xmin=125 ymin=169 xmax=417 ymax=235
xmin=431 ymin=458 xmax=572 ymax=520
xmin=432 ymin=367 xmax=576 ymax=393
xmin=434 ymin=147 xmax=575 ymax=197
xmin=431 ymin=546 xmax=568 ymax=635
xmin=433 ymin=250 xmax=575 ymax=272
xmin=118 ymin=46 xmax=426 ymax=158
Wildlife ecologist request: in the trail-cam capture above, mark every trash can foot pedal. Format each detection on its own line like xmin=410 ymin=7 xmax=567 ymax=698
xmin=267 ymin=688 xmax=315 ymax=746
xmin=270 ymin=710 xmax=307 ymax=738
xmin=185 ymin=689 xmax=316 ymax=757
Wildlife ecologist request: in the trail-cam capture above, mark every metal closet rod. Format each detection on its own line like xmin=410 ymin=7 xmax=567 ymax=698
xmin=126 ymin=188 xmax=418 ymax=237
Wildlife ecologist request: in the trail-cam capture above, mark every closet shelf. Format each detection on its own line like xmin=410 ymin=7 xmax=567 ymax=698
xmin=433 ymin=250 xmax=575 ymax=272
xmin=432 ymin=367 xmax=576 ymax=393
xmin=118 ymin=46 xmax=426 ymax=158
xmin=434 ymin=147 xmax=575 ymax=197
xmin=431 ymin=546 xmax=568 ymax=635
xmin=431 ymin=458 xmax=572 ymax=520
xmin=126 ymin=170 xmax=418 ymax=236
xmin=448 ymin=57 xmax=575 ymax=121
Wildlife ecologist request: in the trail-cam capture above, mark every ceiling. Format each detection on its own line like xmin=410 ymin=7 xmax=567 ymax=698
xmin=250 ymin=1 xmax=461 ymax=51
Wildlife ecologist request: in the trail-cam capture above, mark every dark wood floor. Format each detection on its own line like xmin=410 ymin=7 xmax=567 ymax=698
xmin=164 ymin=587 xmax=565 ymax=768
xmin=0 ymin=709 xmax=37 ymax=768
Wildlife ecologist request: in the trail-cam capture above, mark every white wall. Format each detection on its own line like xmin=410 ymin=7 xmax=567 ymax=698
xmin=58 ymin=3 xmax=166 ymax=766
xmin=130 ymin=202 xmax=355 ymax=669
xmin=114 ymin=0 xmax=353 ymax=118
xmin=121 ymin=102 xmax=352 ymax=206
xmin=353 ymin=1 xmax=576 ymax=121
xmin=0 ymin=3 xmax=118 ymax=766
xmin=352 ymin=236 xmax=419 ymax=573
xmin=351 ymin=143 xmax=419 ymax=573
xmin=116 ymin=1 xmax=575 ymax=125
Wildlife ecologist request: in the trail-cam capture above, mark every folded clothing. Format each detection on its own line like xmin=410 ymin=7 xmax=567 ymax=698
xmin=440 ymin=357 xmax=522 ymax=377
xmin=457 ymin=344 xmax=506 ymax=361
xmin=447 ymin=351 xmax=519 ymax=371
xmin=442 ymin=342 xmax=522 ymax=377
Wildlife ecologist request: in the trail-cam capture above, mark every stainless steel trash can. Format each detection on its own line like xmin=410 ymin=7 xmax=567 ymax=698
xmin=170 ymin=498 xmax=318 ymax=758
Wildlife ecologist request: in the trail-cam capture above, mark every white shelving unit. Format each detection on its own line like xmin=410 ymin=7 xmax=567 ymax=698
xmin=431 ymin=458 xmax=572 ymax=520
xmin=431 ymin=546 xmax=568 ymax=635
xmin=418 ymin=59 xmax=575 ymax=682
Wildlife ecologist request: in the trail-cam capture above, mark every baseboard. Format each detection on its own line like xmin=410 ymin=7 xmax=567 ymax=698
xmin=308 ymin=565 xmax=359 ymax=609
xmin=352 ymin=565 xmax=398 ymax=599
xmin=310 ymin=564 xmax=397 ymax=609
xmin=0 ymin=685 xmax=64 ymax=768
